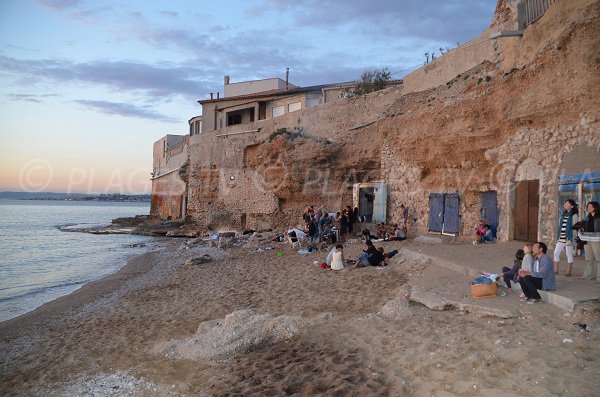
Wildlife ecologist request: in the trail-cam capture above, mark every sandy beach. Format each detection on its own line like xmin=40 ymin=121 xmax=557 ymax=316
xmin=1 ymin=236 xmax=599 ymax=396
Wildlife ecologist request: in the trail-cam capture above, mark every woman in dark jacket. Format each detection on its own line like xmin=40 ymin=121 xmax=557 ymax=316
xmin=583 ymin=201 xmax=600 ymax=281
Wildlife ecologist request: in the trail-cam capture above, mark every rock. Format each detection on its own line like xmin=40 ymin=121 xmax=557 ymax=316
xmin=381 ymin=296 xmax=411 ymax=318
xmin=409 ymin=286 xmax=454 ymax=311
xmin=409 ymin=286 xmax=518 ymax=318
xmin=156 ymin=310 xmax=302 ymax=362
xmin=184 ymin=254 xmax=212 ymax=266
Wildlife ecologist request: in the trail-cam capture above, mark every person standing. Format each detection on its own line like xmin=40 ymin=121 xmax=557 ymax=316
xmin=554 ymin=199 xmax=579 ymax=276
xmin=582 ymin=201 xmax=600 ymax=281
xmin=401 ymin=204 xmax=409 ymax=236
xmin=339 ymin=209 xmax=349 ymax=242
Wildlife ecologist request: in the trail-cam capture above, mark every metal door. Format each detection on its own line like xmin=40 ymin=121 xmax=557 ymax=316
xmin=428 ymin=193 xmax=444 ymax=232
xmin=443 ymin=193 xmax=460 ymax=234
xmin=372 ymin=183 xmax=387 ymax=223
xmin=480 ymin=191 xmax=499 ymax=237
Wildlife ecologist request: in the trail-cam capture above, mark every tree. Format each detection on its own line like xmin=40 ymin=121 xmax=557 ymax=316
xmin=344 ymin=68 xmax=392 ymax=97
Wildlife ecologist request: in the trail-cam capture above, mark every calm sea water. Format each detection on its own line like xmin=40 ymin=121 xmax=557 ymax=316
xmin=0 ymin=200 xmax=153 ymax=322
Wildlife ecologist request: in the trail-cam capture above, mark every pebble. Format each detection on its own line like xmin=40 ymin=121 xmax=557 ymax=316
xmin=562 ymin=338 xmax=574 ymax=344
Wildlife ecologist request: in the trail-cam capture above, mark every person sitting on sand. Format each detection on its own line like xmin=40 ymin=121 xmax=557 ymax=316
xmin=391 ymin=224 xmax=406 ymax=241
xmin=518 ymin=242 xmax=556 ymax=304
xmin=370 ymin=247 xmax=386 ymax=266
xmin=376 ymin=223 xmax=387 ymax=239
xmin=356 ymin=240 xmax=378 ymax=267
xmin=499 ymin=249 xmax=524 ymax=292
xmin=361 ymin=228 xmax=374 ymax=241
xmin=383 ymin=249 xmax=399 ymax=266
xmin=325 ymin=244 xmax=345 ymax=270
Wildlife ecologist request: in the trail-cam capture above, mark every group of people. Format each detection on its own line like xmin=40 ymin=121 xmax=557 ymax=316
xmin=300 ymin=205 xmax=359 ymax=244
xmin=499 ymin=242 xmax=554 ymax=304
xmin=555 ymin=199 xmax=600 ymax=280
xmin=473 ymin=220 xmax=494 ymax=245
xmin=298 ymin=203 xmax=414 ymax=245
xmin=499 ymin=199 xmax=600 ymax=303
xmin=324 ymin=239 xmax=398 ymax=270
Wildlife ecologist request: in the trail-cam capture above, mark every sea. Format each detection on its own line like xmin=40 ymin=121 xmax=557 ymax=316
xmin=0 ymin=199 xmax=153 ymax=322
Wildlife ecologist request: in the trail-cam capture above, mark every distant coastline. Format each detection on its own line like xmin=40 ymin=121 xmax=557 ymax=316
xmin=0 ymin=191 xmax=150 ymax=202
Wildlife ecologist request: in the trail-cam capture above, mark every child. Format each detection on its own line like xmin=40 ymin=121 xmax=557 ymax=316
xmin=500 ymin=249 xmax=524 ymax=292
xmin=518 ymin=244 xmax=534 ymax=298
xmin=327 ymin=244 xmax=345 ymax=270
xmin=474 ymin=220 xmax=486 ymax=245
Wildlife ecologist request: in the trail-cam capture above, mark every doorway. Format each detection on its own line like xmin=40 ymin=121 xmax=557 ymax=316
xmin=353 ymin=182 xmax=387 ymax=223
xmin=480 ymin=191 xmax=499 ymax=237
xmin=428 ymin=193 xmax=460 ymax=235
xmin=358 ymin=188 xmax=374 ymax=222
xmin=514 ymin=180 xmax=539 ymax=241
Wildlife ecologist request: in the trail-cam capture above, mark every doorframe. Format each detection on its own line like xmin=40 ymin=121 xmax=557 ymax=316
xmin=508 ymin=159 xmax=543 ymax=241
xmin=353 ymin=181 xmax=387 ymax=223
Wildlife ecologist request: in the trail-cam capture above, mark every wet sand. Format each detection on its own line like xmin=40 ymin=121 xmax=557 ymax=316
xmin=1 ymin=238 xmax=599 ymax=396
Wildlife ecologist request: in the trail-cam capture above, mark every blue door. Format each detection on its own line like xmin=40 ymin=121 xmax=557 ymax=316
xmin=428 ymin=193 xmax=444 ymax=232
xmin=443 ymin=193 xmax=461 ymax=234
xmin=480 ymin=191 xmax=499 ymax=237
xmin=428 ymin=193 xmax=461 ymax=235
xmin=372 ymin=183 xmax=387 ymax=223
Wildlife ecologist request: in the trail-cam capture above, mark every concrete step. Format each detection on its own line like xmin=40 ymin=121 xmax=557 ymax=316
xmin=400 ymin=243 xmax=600 ymax=312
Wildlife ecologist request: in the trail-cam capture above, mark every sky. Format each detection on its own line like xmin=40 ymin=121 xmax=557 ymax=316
xmin=0 ymin=0 xmax=497 ymax=194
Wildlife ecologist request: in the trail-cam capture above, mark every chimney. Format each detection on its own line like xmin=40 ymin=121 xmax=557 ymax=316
xmin=285 ymin=67 xmax=289 ymax=90
xmin=210 ymin=92 xmax=213 ymax=99
xmin=217 ymin=92 xmax=220 ymax=99
xmin=224 ymin=75 xmax=230 ymax=85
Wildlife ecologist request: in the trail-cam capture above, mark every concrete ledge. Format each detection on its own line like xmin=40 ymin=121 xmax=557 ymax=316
xmin=400 ymin=248 xmax=480 ymax=277
xmin=401 ymin=244 xmax=600 ymax=313
xmin=409 ymin=286 xmax=518 ymax=319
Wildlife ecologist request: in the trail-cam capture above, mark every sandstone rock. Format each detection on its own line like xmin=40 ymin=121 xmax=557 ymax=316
xmin=184 ymin=254 xmax=212 ymax=266
xmin=409 ymin=286 xmax=454 ymax=311
xmin=157 ymin=310 xmax=302 ymax=362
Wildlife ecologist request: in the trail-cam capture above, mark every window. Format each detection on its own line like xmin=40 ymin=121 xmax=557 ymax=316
xmin=288 ymin=102 xmax=301 ymax=112
xmin=227 ymin=113 xmax=242 ymax=126
xmin=272 ymin=105 xmax=284 ymax=118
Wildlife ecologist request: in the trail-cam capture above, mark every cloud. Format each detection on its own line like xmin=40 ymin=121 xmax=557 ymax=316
xmin=37 ymin=0 xmax=113 ymax=21
xmin=160 ymin=10 xmax=179 ymax=18
xmin=247 ymin=0 xmax=494 ymax=44
xmin=37 ymin=0 xmax=82 ymax=11
xmin=0 ymin=55 xmax=209 ymax=100
xmin=74 ymin=99 xmax=177 ymax=122
xmin=7 ymin=93 xmax=59 ymax=103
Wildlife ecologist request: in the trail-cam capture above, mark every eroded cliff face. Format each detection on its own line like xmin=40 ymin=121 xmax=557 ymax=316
xmin=243 ymin=128 xmax=381 ymax=211
xmin=185 ymin=0 xmax=599 ymax=239
xmin=380 ymin=0 xmax=600 ymax=237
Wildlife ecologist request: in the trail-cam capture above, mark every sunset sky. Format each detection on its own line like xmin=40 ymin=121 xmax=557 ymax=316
xmin=0 ymin=0 xmax=496 ymax=194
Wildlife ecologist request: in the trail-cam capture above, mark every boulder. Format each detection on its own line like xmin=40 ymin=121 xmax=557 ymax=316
xmin=157 ymin=309 xmax=301 ymax=362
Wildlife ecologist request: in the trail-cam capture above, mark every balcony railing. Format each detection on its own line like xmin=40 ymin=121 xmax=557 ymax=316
xmin=524 ymin=0 xmax=560 ymax=26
